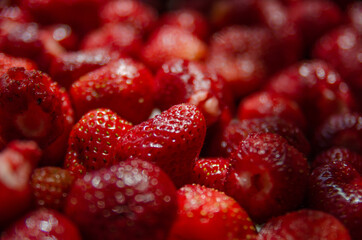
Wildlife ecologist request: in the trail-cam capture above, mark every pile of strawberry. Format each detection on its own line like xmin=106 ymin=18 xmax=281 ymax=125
xmin=0 ymin=0 xmax=361 ymax=239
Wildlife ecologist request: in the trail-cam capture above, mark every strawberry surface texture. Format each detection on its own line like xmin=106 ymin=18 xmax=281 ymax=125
xmin=0 ymin=0 xmax=361 ymax=239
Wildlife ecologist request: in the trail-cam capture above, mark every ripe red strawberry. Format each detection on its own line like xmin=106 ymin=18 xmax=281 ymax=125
xmin=266 ymin=60 xmax=357 ymax=128
xmin=0 ymin=67 xmax=69 ymax=149
xmin=70 ymin=58 xmax=155 ymax=124
xmin=65 ymin=108 xmax=132 ymax=176
xmin=225 ymin=133 xmax=309 ymax=223
xmin=168 ymin=184 xmax=257 ymax=240
xmin=100 ymin=0 xmax=157 ymax=34
xmin=206 ymin=26 xmax=279 ymax=99
xmin=314 ymin=112 xmax=362 ymax=154
xmin=49 ymin=48 xmax=121 ymax=89
xmin=116 ymin=104 xmax=206 ymax=188
xmin=81 ymin=23 xmax=143 ymax=59
xmin=0 ymin=141 xmax=41 ymax=226
xmin=312 ymin=147 xmax=362 ymax=170
xmin=30 ymin=166 xmax=75 ymax=211
xmin=155 ymin=59 xmax=234 ymax=126
xmin=1 ymin=208 xmax=82 ymax=240
xmin=211 ymin=117 xmax=310 ymax=158
xmin=192 ymin=158 xmax=231 ymax=191
xmin=289 ymin=0 xmax=343 ymax=48
xmin=308 ymin=148 xmax=362 ymax=239
xmin=158 ymin=9 xmax=209 ymax=40
xmin=312 ymin=26 xmax=362 ymax=104
xmin=141 ymin=25 xmax=207 ymax=70
xmin=237 ymin=91 xmax=306 ymax=130
xmin=65 ymin=159 xmax=178 ymax=240
xmin=0 ymin=20 xmax=43 ymax=59
xmin=0 ymin=53 xmax=37 ymax=76
xmin=257 ymin=209 xmax=352 ymax=240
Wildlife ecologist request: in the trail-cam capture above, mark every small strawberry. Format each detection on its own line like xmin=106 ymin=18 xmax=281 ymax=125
xmin=257 ymin=209 xmax=352 ymax=240
xmin=237 ymin=91 xmax=306 ymax=130
xmin=312 ymin=26 xmax=362 ymax=104
xmin=314 ymin=112 xmax=362 ymax=154
xmin=213 ymin=117 xmax=310 ymax=157
xmin=116 ymin=103 xmax=206 ymax=188
xmin=100 ymin=0 xmax=157 ymax=34
xmin=168 ymin=184 xmax=257 ymax=240
xmin=206 ymin=26 xmax=279 ymax=99
xmin=0 ymin=67 xmax=69 ymax=149
xmin=158 ymin=9 xmax=209 ymax=40
xmin=289 ymin=0 xmax=343 ymax=49
xmin=65 ymin=108 xmax=132 ymax=176
xmin=81 ymin=23 xmax=143 ymax=59
xmin=30 ymin=166 xmax=75 ymax=211
xmin=49 ymin=48 xmax=121 ymax=89
xmin=70 ymin=58 xmax=155 ymax=124
xmin=192 ymin=158 xmax=231 ymax=191
xmin=308 ymin=148 xmax=362 ymax=239
xmin=0 ymin=141 xmax=41 ymax=226
xmin=155 ymin=59 xmax=234 ymax=126
xmin=1 ymin=208 xmax=82 ymax=240
xmin=0 ymin=52 xmax=37 ymax=76
xmin=65 ymin=159 xmax=178 ymax=240
xmin=266 ymin=60 xmax=357 ymax=128
xmin=225 ymin=133 xmax=309 ymax=223
xmin=141 ymin=25 xmax=207 ymax=70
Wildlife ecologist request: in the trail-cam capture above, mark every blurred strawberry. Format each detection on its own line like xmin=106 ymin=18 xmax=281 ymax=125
xmin=65 ymin=159 xmax=177 ymax=240
xmin=0 ymin=52 xmax=37 ymax=75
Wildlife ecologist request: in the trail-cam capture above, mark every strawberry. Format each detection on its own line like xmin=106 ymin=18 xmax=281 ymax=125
xmin=65 ymin=108 xmax=132 ymax=176
xmin=257 ymin=209 xmax=352 ymax=240
xmin=65 ymin=159 xmax=178 ymax=240
xmin=211 ymin=117 xmax=310 ymax=157
xmin=312 ymin=147 xmax=362 ymax=170
xmin=266 ymin=60 xmax=357 ymax=129
xmin=116 ymin=104 xmax=206 ymax=188
xmin=225 ymin=133 xmax=309 ymax=223
xmin=312 ymin=26 xmax=362 ymax=104
xmin=289 ymin=0 xmax=343 ymax=49
xmin=192 ymin=158 xmax=231 ymax=191
xmin=81 ymin=23 xmax=143 ymax=59
xmin=158 ymin=9 xmax=209 ymax=40
xmin=0 ymin=20 xmax=43 ymax=59
xmin=0 ymin=67 xmax=70 ymax=149
xmin=70 ymin=58 xmax=155 ymax=124
xmin=237 ymin=91 xmax=306 ymax=130
xmin=168 ymin=184 xmax=257 ymax=240
xmin=99 ymin=0 xmax=158 ymax=34
xmin=49 ymin=48 xmax=121 ymax=89
xmin=1 ymin=208 xmax=82 ymax=240
xmin=141 ymin=25 xmax=207 ymax=71
xmin=308 ymin=148 xmax=362 ymax=239
xmin=314 ymin=112 xmax=362 ymax=154
xmin=0 ymin=52 xmax=37 ymax=76
xmin=206 ymin=26 xmax=279 ymax=99
xmin=30 ymin=166 xmax=75 ymax=211
xmin=0 ymin=141 xmax=41 ymax=226
xmin=154 ymin=59 xmax=234 ymax=126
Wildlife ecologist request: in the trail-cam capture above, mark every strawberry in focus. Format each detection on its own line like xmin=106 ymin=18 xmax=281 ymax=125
xmin=168 ymin=184 xmax=257 ymax=240
xmin=65 ymin=108 xmax=132 ymax=176
xmin=116 ymin=104 xmax=206 ymax=188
